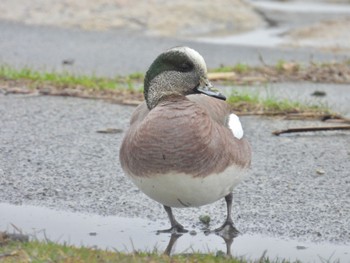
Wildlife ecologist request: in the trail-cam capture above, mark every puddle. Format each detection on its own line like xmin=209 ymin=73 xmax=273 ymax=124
xmin=1 ymin=203 xmax=349 ymax=262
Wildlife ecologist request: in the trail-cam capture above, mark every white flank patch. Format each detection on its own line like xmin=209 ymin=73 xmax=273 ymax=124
xmin=228 ymin=113 xmax=244 ymax=139
xmin=128 ymin=165 xmax=246 ymax=208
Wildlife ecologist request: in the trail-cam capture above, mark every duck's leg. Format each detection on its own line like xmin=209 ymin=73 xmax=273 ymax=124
xmin=163 ymin=233 xmax=183 ymax=255
xmin=214 ymin=193 xmax=239 ymax=237
xmin=157 ymin=206 xmax=188 ymax=234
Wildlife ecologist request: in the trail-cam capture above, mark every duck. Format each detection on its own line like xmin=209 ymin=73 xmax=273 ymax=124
xmin=120 ymin=46 xmax=251 ymax=234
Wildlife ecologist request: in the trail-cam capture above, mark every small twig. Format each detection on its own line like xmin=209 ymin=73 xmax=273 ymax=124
xmin=96 ymin=128 xmax=123 ymax=134
xmin=258 ymin=52 xmax=268 ymax=67
xmin=129 ymin=238 xmax=136 ymax=254
xmin=258 ymin=250 xmax=268 ymax=263
xmin=10 ymin=223 xmax=22 ymax=234
xmin=273 ymin=125 xmax=350 ymax=136
xmin=322 ymin=115 xmax=350 ymax=124
xmin=208 ymin=72 xmax=236 ymax=81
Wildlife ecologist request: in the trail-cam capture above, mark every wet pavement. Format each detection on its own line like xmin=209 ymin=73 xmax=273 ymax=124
xmin=0 ymin=94 xmax=349 ymax=251
xmin=1 ymin=203 xmax=349 ymax=262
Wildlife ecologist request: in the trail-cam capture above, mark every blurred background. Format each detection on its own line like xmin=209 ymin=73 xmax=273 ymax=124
xmin=0 ymin=0 xmax=349 ymax=52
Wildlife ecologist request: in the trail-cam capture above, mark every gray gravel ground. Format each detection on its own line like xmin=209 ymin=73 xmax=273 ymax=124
xmin=1 ymin=94 xmax=349 ymax=243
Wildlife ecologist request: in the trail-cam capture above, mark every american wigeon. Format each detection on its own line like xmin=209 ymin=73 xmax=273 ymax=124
xmin=120 ymin=47 xmax=251 ymax=234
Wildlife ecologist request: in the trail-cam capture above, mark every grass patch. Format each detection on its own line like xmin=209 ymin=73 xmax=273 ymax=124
xmin=210 ymin=60 xmax=350 ymax=85
xmin=0 ymin=65 xmax=139 ymax=91
xmin=226 ymin=90 xmax=331 ymax=116
xmin=0 ymin=65 xmax=145 ymax=104
xmin=0 ymin=64 xmax=340 ymax=117
xmin=211 ymin=63 xmax=250 ymax=74
xmin=127 ymin=72 xmax=145 ymax=81
xmin=0 ymin=240 xmax=275 ymax=263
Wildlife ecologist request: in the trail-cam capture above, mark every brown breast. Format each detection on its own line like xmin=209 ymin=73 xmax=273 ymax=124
xmin=120 ymin=95 xmax=251 ymax=178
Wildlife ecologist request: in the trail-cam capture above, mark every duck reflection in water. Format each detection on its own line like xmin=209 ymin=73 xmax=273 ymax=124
xmin=162 ymin=228 xmax=239 ymax=257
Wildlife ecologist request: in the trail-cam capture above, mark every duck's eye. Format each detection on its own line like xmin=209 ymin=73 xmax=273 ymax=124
xmin=179 ymin=62 xmax=193 ymax=72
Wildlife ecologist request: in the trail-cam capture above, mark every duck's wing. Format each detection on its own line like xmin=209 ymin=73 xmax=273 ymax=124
xmin=187 ymin=94 xmax=251 ymax=169
xmin=187 ymin=94 xmax=231 ymax=126
xmin=129 ymin=101 xmax=149 ymax=126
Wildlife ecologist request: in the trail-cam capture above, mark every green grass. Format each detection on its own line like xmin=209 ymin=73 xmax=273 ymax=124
xmin=227 ymin=91 xmax=259 ymax=105
xmin=0 ymin=65 xmax=137 ymax=91
xmin=210 ymin=63 xmax=250 ymax=74
xmin=0 ymin=240 xmax=279 ymax=263
xmin=275 ymin=60 xmax=287 ymax=72
xmin=226 ymin=90 xmax=331 ymax=115
xmin=127 ymin=72 xmax=145 ymax=81
xmin=274 ymin=60 xmax=301 ymax=73
xmin=0 ymin=65 xmax=335 ymax=117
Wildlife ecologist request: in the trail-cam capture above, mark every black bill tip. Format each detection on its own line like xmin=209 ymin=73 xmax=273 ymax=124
xmin=196 ymin=87 xmax=226 ymax=101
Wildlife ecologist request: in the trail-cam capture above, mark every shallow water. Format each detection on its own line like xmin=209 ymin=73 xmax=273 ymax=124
xmin=1 ymin=203 xmax=349 ymax=262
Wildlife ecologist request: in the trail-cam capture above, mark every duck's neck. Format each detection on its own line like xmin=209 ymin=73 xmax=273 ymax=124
xmin=144 ymin=71 xmax=196 ymax=110
xmin=145 ymin=77 xmax=185 ymax=110
xmin=146 ymin=88 xmax=185 ymax=110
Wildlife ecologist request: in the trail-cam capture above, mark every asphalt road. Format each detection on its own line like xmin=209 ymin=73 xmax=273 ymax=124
xmin=0 ymin=93 xmax=349 ymax=244
xmin=0 ymin=20 xmax=348 ymax=77
xmin=0 ymin=22 xmax=350 ymax=245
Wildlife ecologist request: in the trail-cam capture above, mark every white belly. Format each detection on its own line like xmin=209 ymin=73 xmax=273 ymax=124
xmin=128 ymin=165 xmax=246 ymax=208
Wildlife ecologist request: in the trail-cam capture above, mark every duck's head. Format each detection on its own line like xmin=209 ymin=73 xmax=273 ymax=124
xmin=144 ymin=46 xmax=226 ymax=110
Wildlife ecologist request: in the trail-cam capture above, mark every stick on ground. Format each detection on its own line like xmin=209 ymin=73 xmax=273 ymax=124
xmin=272 ymin=125 xmax=350 ymax=136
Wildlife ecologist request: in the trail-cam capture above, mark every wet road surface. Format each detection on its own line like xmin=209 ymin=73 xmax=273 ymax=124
xmin=1 ymin=94 xmax=349 ymax=246
xmin=2 ymin=203 xmax=349 ymax=262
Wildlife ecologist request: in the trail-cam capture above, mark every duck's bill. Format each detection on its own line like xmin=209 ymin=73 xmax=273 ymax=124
xmin=195 ymin=77 xmax=226 ymax=101
xmin=196 ymin=87 xmax=226 ymax=100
